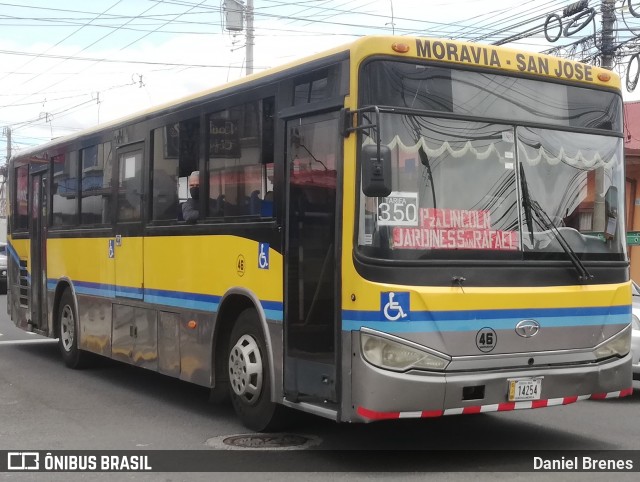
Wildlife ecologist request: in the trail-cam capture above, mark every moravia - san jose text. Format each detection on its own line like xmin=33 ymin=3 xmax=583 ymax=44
xmin=415 ymin=39 xmax=594 ymax=82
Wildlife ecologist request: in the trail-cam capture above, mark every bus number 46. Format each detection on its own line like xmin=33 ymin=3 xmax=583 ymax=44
xmin=476 ymin=327 xmax=497 ymax=353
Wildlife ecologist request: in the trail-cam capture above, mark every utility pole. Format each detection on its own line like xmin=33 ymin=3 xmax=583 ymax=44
xmin=223 ymin=0 xmax=254 ymax=76
xmin=0 ymin=127 xmax=8 ymax=221
xmin=246 ymin=0 xmax=254 ymax=76
xmin=3 ymin=127 xmax=10 ymax=163
xmin=600 ymin=0 xmax=616 ymax=70
xmin=593 ymin=0 xmax=616 ymax=232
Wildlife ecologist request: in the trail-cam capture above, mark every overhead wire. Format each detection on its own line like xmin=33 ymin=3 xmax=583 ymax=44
xmin=0 ymin=0 xmax=123 ymax=85
xmin=0 ymin=1 xmax=585 ymax=45
xmin=1 ymin=0 xmax=201 ymax=141
xmin=3 ymin=0 xmax=639 ymax=150
xmin=2 ymin=1 xmax=160 ymax=110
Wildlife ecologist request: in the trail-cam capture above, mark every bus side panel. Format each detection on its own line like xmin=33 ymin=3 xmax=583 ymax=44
xmin=47 ymin=237 xmax=115 ymax=354
xmin=78 ymin=294 xmax=113 ymax=357
xmin=7 ymin=237 xmax=30 ymax=332
xmin=143 ymin=235 xmax=284 ymax=388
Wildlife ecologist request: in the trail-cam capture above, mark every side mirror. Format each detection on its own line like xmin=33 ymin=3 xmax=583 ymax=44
xmin=604 ymin=185 xmax=618 ymax=238
xmin=361 ymin=144 xmax=392 ymax=197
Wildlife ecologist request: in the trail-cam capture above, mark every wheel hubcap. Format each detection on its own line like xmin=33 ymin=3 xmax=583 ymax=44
xmin=60 ymin=305 xmax=75 ymax=352
xmin=229 ymin=334 xmax=263 ymax=404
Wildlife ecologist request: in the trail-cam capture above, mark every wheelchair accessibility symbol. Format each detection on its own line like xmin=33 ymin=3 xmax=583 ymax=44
xmin=381 ymin=292 xmax=410 ymax=321
xmin=258 ymin=242 xmax=269 ymax=270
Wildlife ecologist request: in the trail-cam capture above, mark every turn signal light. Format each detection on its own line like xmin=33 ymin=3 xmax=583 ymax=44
xmin=392 ymin=42 xmax=410 ymax=54
xmin=187 ymin=320 xmax=197 ymax=329
xmin=597 ymin=72 xmax=611 ymax=82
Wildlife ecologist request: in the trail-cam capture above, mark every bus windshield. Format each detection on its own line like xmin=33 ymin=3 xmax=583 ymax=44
xmin=357 ymin=61 xmax=625 ymax=262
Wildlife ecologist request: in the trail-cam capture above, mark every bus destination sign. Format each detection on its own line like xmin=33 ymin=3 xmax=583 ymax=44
xmin=415 ymin=39 xmax=596 ymax=84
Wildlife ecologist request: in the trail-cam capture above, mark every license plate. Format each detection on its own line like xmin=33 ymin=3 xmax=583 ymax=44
xmin=508 ymin=378 xmax=542 ymax=401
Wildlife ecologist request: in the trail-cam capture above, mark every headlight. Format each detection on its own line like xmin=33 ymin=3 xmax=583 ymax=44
xmin=361 ymin=331 xmax=450 ymax=372
xmin=633 ymin=314 xmax=640 ymax=331
xmin=593 ymin=325 xmax=631 ymax=360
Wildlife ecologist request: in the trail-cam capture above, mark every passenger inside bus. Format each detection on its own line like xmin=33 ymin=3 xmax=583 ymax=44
xmin=182 ymin=171 xmax=200 ymax=223
xmin=261 ymin=191 xmax=273 ymax=217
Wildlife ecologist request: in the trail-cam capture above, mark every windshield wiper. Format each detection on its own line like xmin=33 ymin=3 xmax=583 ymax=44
xmin=519 ymin=164 xmax=534 ymax=246
xmin=418 ymin=146 xmax=436 ymax=209
xmin=519 ymin=165 xmax=594 ymax=283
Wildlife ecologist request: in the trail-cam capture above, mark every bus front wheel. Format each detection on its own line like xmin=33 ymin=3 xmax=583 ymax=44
xmin=57 ymin=289 xmax=89 ymax=369
xmin=227 ymin=308 xmax=286 ymax=432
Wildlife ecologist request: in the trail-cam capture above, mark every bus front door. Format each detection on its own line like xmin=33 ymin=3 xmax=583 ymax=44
xmin=284 ymin=113 xmax=340 ymax=404
xmin=29 ymin=170 xmax=48 ymax=332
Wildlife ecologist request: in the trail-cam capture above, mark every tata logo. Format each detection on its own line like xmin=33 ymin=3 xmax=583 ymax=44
xmin=515 ymin=320 xmax=540 ymax=338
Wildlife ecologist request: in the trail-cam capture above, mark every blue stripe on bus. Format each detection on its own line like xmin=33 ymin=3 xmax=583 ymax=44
xmin=46 ymin=279 xmax=283 ymax=320
xmin=144 ymin=288 xmax=221 ymax=312
xmin=261 ymin=300 xmax=284 ymax=321
xmin=342 ymin=304 xmax=630 ymax=323
xmin=74 ymin=281 xmax=116 ymax=297
xmin=6 ymin=242 xmax=21 ymax=266
xmin=7 ymin=242 xmax=31 ymax=283
xmin=341 ymin=306 xmax=631 ymax=333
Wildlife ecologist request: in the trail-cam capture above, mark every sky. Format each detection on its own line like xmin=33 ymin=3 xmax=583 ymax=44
xmin=1 ymin=0 xmax=640 ymax=163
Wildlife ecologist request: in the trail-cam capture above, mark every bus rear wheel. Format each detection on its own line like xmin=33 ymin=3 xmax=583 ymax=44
xmin=57 ymin=289 xmax=89 ymax=369
xmin=227 ymin=308 xmax=286 ymax=432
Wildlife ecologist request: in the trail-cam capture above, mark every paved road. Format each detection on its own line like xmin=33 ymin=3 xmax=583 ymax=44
xmin=1 ymin=294 xmax=639 ymax=480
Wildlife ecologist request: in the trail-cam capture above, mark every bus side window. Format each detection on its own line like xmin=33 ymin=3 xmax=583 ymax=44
xmin=207 ymin=97 xmax=274 ymax=220
xmin=151 ymin=117 xmax=200 ymax=222
xmin=80 ymin=142 xmax=112 ymax=225
xmin=52 ymin=151 xmax=79 ymax=226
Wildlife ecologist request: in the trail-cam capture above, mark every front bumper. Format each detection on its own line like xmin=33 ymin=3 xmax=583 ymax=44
xmin=349 ymin=347 xmax=632 ymax=422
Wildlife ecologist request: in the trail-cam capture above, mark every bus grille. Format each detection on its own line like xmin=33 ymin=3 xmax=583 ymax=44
xmin=19 ymin=259 xmax=28 ymax=308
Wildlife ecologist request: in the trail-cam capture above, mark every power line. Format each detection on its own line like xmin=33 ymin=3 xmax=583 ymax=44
xmin=118 ymin=0 xmax=207 ymax=51
xmin=0 ymin=48 xmax=265 ymax=69
xmin=0 ymin=1 xmax=162 ymax=111
xmin=0 ymin=0 xmax=124 ymax=86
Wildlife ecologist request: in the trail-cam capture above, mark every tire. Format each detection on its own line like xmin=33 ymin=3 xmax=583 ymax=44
xmin=57 ymin=289 xmax=89 ymax=369
xmin=227 ymin=308 xmax=287 ymax=432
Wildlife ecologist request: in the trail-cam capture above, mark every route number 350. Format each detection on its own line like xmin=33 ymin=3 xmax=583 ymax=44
xmin=377 ymin=192 xmax=419 ymax=227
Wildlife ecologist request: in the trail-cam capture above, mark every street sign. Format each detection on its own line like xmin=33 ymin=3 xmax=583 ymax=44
xmin=627 ymin=231 xmax=640 ymax=246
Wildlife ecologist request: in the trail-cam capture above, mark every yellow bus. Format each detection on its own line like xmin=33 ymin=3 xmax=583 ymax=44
xmin=7 ymin=36 xmax=633 ymax=431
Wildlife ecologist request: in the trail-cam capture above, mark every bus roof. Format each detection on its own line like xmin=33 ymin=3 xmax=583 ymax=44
xmin=11 ymin=35 xmax=621 ymax=160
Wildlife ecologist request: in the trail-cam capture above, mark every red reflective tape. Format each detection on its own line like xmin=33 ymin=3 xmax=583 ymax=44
xmin=462 ymin=406 xmax=482 ymax=414
xmin=358 ymin=388 xmax=630 ymax=421
xmin=421 ymin=410 xmax=444 ymax=418
xmin=356 ymin=406 xmax=400 ymax=420
xmin=620 ymin=388 xmax=634 ymax=398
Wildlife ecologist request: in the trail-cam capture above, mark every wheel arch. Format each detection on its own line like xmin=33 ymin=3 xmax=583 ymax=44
xmin=51 ymin=278 xmax=78 ymax=338
xmin=212 ymin=288 xmax=277 ymax=401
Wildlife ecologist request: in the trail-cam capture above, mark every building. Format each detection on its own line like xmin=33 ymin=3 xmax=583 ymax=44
xmin=624 ymin=101 xmax=640 ymax=280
